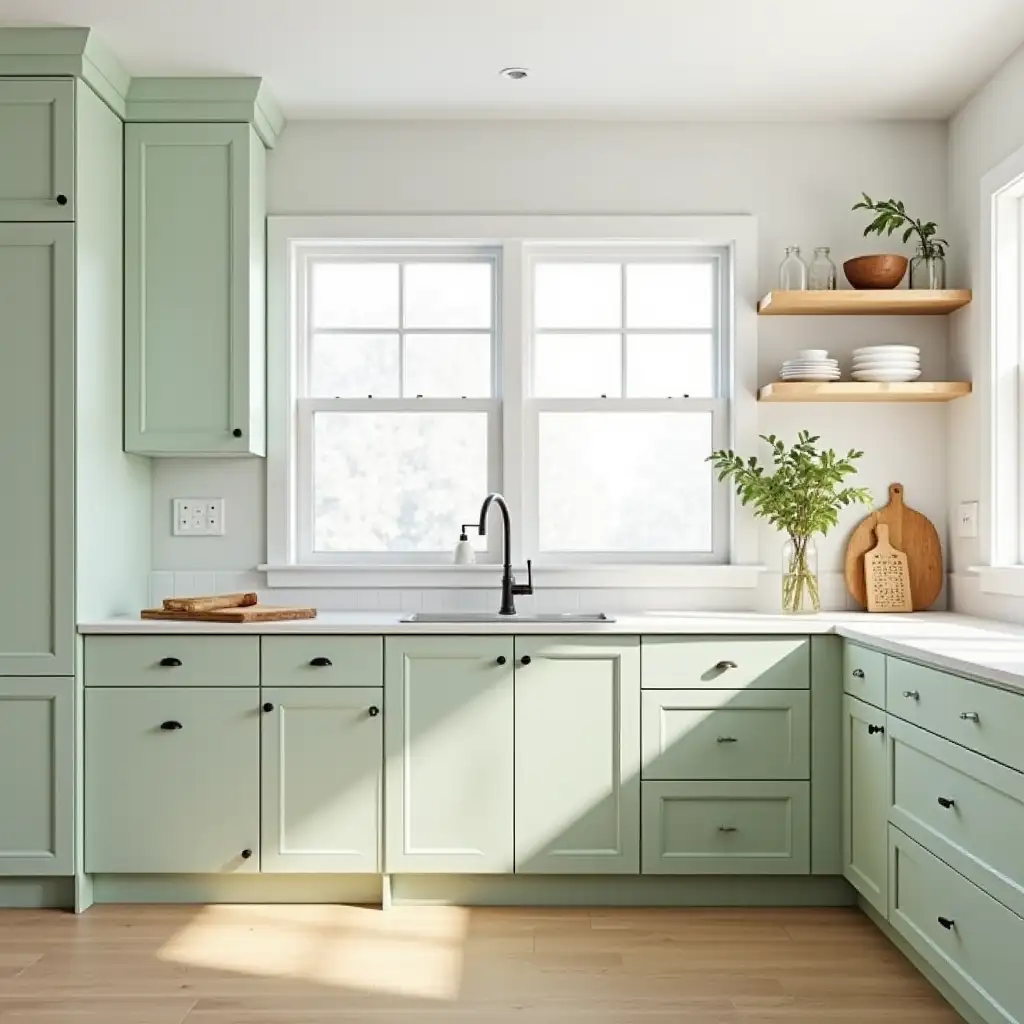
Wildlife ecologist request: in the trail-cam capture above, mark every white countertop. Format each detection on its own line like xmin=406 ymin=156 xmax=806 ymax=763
xmin=78 ymin=611 xmax=1024 ymax=696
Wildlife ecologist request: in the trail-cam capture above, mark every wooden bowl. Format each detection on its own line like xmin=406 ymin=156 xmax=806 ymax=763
xmin=843 ymin=254 xmax=908 ymax=290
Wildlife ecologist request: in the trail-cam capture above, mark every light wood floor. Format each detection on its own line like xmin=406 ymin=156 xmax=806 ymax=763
xmin=0 ymin=905 xmax=962 ymax=1023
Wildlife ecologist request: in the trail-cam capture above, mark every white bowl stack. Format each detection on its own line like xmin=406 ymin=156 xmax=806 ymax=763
xmin=779 ymin=349 xmax=840 ymax=382
xmin=851 ymin=345 xmax=921 ymax=382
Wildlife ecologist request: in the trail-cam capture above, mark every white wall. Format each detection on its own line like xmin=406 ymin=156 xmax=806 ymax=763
xmin=151 ymin=119 xmax=950 ymax=610
xmin=947 ymin=42 xmax=1024 ymax=621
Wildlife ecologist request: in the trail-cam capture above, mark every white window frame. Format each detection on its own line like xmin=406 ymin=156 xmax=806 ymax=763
xmin=976 ymin=145 xmax=1024 ymax=596
xmin=264 ymin=215 xmax=759 ymax=589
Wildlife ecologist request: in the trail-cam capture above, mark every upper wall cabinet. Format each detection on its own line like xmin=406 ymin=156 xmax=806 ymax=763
xmin=124 ymin=122 xmax=266 ymax=456
xmin=0 ymin=80 xmax=74 ymax=221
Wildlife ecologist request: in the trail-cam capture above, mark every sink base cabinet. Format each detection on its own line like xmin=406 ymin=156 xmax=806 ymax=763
xmin=260 ymin=687 xmax=382 ymax=873
xmin=85 ymin=687 xmax=260 ymax=873
xmin=514 ymin=637 xmax=640 ymax=874
xmin=384 ymin=637 xmax=515 ymax=873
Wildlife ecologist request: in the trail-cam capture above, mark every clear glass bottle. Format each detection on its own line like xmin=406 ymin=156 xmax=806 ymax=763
xmin=781 ymin=535 xmax=820 ymax=614
xmin=808 ymin=246 xmax=837 ymax=290
xmin=909 ymin=248 xmax=946 ymax=289
xmin=779 ymin=246 xmax=808 ymax=290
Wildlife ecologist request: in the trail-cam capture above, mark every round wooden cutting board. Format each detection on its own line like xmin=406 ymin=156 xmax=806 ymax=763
xmin=844 ymin=483 xmax=943 ymax=610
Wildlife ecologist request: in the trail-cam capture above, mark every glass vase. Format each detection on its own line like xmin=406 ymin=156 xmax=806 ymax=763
xmin=779 ymin=246 xmax=808 ymax=290
xmin=909 ymin=250 xmax=946 ymax=289
xmin=781 ymin=536 xmax=820 ymax=614
xmin=808 ymin=246 xmax=837 ymax=290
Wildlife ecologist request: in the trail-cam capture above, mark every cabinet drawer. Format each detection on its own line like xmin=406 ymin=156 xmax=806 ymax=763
xmin=642 ymin=637 xmax=809 ymax=690
xmin=85 ymin=636 xmax=259 ymax=687
xmin=886 ymin=658 xmax=1024 ymax=774
xmin=889 ymin=717 xmax=1024 ymax=920
xmin=890 ymin=827 xmax=1024 ymax=1024
xmin=641 ymin=781 xmax=810 ymax=875
xmin=642 ymin=689 xmax=809 ymax=780
xmin=843 ymin=643 xmax=886 ymax=708
xmin=261 ymin=636 xmax=383 ymax=687
xmin=85 ymin=687 xmax=260 ymax=873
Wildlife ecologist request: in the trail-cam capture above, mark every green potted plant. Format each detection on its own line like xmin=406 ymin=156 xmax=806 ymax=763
xmin=709 ymin=432 xmax=872 ymax=613
xmin=851 ymin=194 xmax=949 ymax=290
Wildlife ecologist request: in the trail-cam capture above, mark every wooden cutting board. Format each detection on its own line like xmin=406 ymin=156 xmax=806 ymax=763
xmin=844 ymin=483 xmax=942 ymax=611
xmin=142 ymin=605 xmax=316 ymax=623
xmin=864 ymin=524 xmax=913 ymax=613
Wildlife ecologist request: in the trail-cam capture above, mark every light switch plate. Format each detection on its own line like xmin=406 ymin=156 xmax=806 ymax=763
xmin=173 ymin=498 xmax=225 ymax=536
xmin=957 ymin=501 xmax=979 ymax=539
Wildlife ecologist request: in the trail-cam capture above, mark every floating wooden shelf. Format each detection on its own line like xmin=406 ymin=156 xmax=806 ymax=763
xmin=757 ymin=289 xmax=972 ymax=316
xmin=758 ymin=381 xmax=972 ymax=403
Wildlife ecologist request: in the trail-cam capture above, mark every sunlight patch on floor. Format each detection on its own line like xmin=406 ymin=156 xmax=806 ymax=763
xmin=157 ymin=904 xmax=469 ymax=999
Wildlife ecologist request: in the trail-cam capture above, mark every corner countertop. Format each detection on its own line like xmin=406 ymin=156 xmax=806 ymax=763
xmin=78 ymin=611 xmax=1024 ymax=696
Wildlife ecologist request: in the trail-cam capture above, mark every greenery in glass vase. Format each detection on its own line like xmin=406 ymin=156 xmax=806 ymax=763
xmin=852 ymin=194 xmax=948 ymax=259
xmin=708 ymin=432 xmax=872 ymax=613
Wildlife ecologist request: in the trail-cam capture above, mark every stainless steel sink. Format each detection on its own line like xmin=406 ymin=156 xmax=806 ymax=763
xmin=401 ymin=611 xmax=615 ymax=624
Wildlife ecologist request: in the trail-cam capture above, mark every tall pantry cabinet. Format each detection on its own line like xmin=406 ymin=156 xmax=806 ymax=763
xmin=0 ymin=75 xmax=150 ymax=901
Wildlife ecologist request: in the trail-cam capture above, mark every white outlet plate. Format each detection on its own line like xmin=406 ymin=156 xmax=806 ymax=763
xmin=958 ymin=501 xmax=979 ymax=539
xmin=173 ymin=498 xmax=225 ymax=537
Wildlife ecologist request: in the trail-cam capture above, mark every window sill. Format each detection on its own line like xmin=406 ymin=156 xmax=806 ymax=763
xmin=259 ymin=563 xmax=766 ymax=590
xmin=970 ymin=565 xmax=1024 ymax=598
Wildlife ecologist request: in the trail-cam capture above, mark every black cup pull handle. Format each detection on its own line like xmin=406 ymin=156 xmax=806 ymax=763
xmin=241 ymin=848 xmax=253 ymax=860
xmin=716 ymin=660 xmax=738 ymax=671
xmin=310 ymin=656 xmax=332 ymax=667
xmin=160 ymin=720 xmax=183 ymax=731
xmin=368 ymin=705 xmax=380 ymax=717
xmin=159 ymin=657 xmax=182 ymax=667
xmin=852 ymin=669 xmax=865 ymax=679
xmin=56 ymin=194 xmax=68 ymax=206
xmin=937 ymin=916 xmax=955 ymax=930
xmin=937 ymin=796 xmax=955 ymax=809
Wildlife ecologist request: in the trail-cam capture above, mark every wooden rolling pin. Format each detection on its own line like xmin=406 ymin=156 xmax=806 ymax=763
xmin=162 ymin=592 xmax=257 ymax=613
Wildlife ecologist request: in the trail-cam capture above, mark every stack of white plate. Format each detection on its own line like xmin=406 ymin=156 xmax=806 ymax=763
xmin=780 ymin=349 xmax=840 ymax=382
xmin=852 ymin=345 xmax=921 ymax=382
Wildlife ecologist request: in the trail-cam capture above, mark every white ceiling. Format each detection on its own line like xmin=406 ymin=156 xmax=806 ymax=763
xmin=1 ymin=0 xmax=1023 ymax=120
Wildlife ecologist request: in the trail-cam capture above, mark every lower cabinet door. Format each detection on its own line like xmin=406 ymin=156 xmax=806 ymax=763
xmin=514 ymin=637 xmax=640 ymax=874
xmin=641 ymin=780 xmax=810 ymax=874
xmin=384 ymin=637 xmax=514 ymax=873
xmin=85 ymin=687 xmax=259 ymax=873
xmin=0 ymin=678 xmax=73 ymax=875
xmin=261 ymin=687 xmax=382 ymax=873
xmin=842 ymin=694 xmax=889 ymax=916
xmin=890 ymin=827 xmax=1024 ymax=1024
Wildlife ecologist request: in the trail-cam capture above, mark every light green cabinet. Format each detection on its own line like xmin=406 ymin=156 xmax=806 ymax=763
xmin=641 ymin=780 xmax=810 ymax=874
xmin=0 ymin=79 xmax=74 ymax=220
xmin=124 ymin=122 xmax=266 ymax=456
xmin=0 ymin=224 xmax=74 ymax=676
xmin=514 ymin=637 xmax=640 ymax=874
xmin=641 ymin=688 xmax=809 ymax=781
xmin=841 ymin=694 xmax=888 ymax=916
xmin=0 ymin=678 xmax=74 ymax=875
xmin=85 ymin=687 xmax=260 ymax=873
xmin=261 ymin=687 xmax=382 ymax=873
xmin=384 ymin=637 xmax=514 ymax=873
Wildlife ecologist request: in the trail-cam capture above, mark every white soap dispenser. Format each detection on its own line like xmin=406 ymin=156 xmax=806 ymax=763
xmin=453 ymin=525 xmax=477 ymax=565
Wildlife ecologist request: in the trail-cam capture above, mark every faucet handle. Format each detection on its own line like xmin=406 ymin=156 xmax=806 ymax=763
xmin=512 ymin=559 xmax=534 ymax=596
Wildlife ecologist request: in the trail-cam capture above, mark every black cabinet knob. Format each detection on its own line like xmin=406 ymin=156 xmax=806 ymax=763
xmin=496 ymin=656 xmax=507 ymax=665
xmin=56 ymin=194 xmax=67 ymax=205
xmin=937 ymin=796 xmax=955 ymax=809
xmin=159 ymin=720 xmax=183 ymax=731
xmin=159 ymin=656 xmax=182 ymax=667
xmin=715 ymin=660 xmax=738 ymax=671
xmin=937 ymin=916 xmax=955 ymax=930
xmin=241 ymin=848 xmax=253 ymax=860
xmin=520 ymin=655 xmax=532 ymax=665
xmin=867 ymin=724 xmax=885 ymax=735
xmin=852 ymin=669 xmax=865 ymax=679
xmin=310 ymin=657 xmax=332 ymax=667
xmin=262 ymin=702 xmax=274 ymax=713
xmin=232 ymin=428 xmax=243 ymax=438
xmin=368 ymin=705 xmax=380 ymax=717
